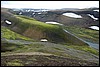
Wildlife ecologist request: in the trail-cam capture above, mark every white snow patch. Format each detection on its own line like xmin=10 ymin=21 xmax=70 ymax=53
xmin=38 ymin=13 xmax=41 ymax=14
xmin=88 ymin=14 xmax=98 ymax=20
xmin=93 ymin=10 xmax=99 ymax=12
xmin=40 ymin=39 xmax=48 ymax=42
xmin=45 ymin=22 xmax=63 ymax=25
xmin=5 ymin=20 xmax=12 ymax=24
xmin=63 ymin=13 xmax=82 ymax=18
xmin=89 ymin=26 xmax=99 ymax=30
xmin=32 ymin=13 xmax=35 ymax=14
xmin=19 ymin=12 xmax=22 ymax=15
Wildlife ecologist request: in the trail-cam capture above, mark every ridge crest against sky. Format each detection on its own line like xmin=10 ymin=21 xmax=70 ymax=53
xmin=1 ymin=1 xmax=99 ymax=9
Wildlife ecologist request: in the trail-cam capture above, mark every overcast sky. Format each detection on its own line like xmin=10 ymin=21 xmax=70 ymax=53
xmin=1 ymin=1 xmax=99 ymax=9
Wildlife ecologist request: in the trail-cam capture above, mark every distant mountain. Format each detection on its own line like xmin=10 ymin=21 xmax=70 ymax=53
xmin=61 ymin=8 xmax=79 ymax=10
xmin=8 ymin=8 xmax=99 ymax=27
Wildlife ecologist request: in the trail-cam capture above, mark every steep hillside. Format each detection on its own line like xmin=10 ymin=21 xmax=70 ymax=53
xmin=1 ymin=10 xmax=88 ymax=45
xmin=1 ymin=8 xmax=99 ymax=66
xmin=1 ymin=26 xmax=33 ymax=41
xmin=64 ymin=26 xmax=99 ymax=44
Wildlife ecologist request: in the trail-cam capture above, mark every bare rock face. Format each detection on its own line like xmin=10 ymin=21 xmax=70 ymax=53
xmin=31 ymin=8 xmax=99 ymax=28
xmin=8 ymin=8 xmax=99 ymax=28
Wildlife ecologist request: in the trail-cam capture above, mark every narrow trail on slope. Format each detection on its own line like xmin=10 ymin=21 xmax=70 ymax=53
xmin=1 ymin=39 xmax=99 ymax=63
xmin=1 ymin=52 xmax=53 ymax=56
xmin=63 ymin=29 xmax=99 ymax=50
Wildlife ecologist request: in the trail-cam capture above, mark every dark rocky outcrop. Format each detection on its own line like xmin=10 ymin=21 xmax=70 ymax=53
xmin=8 ymin=8 xmax=99 ymax=28
xmin=2 ymin=7 xmax=99 ymax=28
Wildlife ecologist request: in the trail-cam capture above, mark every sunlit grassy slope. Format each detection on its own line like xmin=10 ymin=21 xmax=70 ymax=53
xmin=15 ymin=15 xmax=61 ymax=33
xmin=65 ymin=26 xmax=99 ymax=43
xmin=14 ymin=15 xmax=68 ymax=43
xmin=1 ymin=10 xmax=92 ymax=45
xmin=1 ymin=26 xmax=33 ymax=41
xmin=1 ymin=8 xmax=99 ymax=66
xmin=1 ymin=12 xmax=66 ymax=43
xmin=1 ymin=19 xmax=98 ymax=56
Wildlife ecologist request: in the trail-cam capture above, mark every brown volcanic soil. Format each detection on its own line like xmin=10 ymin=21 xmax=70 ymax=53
xmin=1 ymin=54 xmax=98 ymax=66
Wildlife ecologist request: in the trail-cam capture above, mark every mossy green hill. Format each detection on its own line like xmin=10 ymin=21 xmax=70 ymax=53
xmin=1 ymin=8 xmax=99 ymax=66
xmin=1 ymin=10 xmax=88 ymax=45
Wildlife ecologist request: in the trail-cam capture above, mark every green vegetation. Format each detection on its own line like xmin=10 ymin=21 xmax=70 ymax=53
xmin=18 ymin=15 xmax=37 ymax=20
xmin=1 ymin=8 xmax=99 ymax=66
xmin=1 ymin=42 xmax=70 ymax=58
xmin=2 ymin=12 xmax=89 ymax=44
xmin=64 ymin=26 xmax=99 ymax=43
xmin=6 ymin=59 xmax=23 ymax=66
xmin=13 ymin=15 xmax=68 ymax=43
xmin=1 ymin=14 xmax=98 ymax=55
xmin=15 ymin=15 xmax=60 ymax=32
xmin=65 ymin=45 xmax=99 ymax=55
xmin=1 ymin=26 xmax=33 ymax=41
xmin=1 ymin=41 xmax=98 ymax=57
xmin=1 ymin=41 xmax=26 ymax=52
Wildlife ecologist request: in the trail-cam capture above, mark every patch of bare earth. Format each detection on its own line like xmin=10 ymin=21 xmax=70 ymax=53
xmin=23 ymin=28 xmax=46 ymax=40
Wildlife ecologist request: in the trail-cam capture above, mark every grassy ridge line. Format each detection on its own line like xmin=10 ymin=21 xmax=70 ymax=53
xmin=14 ymin=15 xmax=67 ymax=43
xmin=8 ymin=15 xmax=63 ymax=39
xmin=1 ymin=52 xmax=53 ymax=56
xmin=15 ymin=15 xmax=60 ymax=29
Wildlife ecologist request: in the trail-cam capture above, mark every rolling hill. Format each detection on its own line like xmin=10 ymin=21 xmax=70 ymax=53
xmin=1 ymin=8 xmax=99 ymax=66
